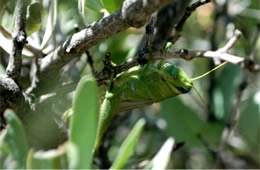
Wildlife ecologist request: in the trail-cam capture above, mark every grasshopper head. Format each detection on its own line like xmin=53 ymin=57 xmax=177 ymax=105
xmin=161 ymin=63 xmax=193 ymax=94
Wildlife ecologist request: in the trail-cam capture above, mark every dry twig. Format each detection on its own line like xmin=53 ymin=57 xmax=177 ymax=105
xmin=6 ymin=0 xmax=29 ymax=80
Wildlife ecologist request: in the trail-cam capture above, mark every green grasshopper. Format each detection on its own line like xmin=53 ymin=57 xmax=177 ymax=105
xmin=95 ymin=60 xmax=227 ymax=151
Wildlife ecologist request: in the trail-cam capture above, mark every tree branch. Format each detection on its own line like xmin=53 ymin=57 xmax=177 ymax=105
xmin=151 ymin=0 xmax=191 ymax=50
xmin=6 ymin=0 xmax=29 ymax=80
xmin=213 ymin=79 xmax=248 ymax=168
xmin=249 ymin=23 xmax=260 ymax=59
xmin=45 ymin=28 xmax=259 ymax=97
xmin=0 ymin=75 xmax=30 ymax=127
xmin=116 ymin=48 xmax=259 ymax=73
xmin=0 ymin=76 xmax=21 ymax=112
xmin=0 ymin=25 xmax=44 ymax=58
xmin=96 ymin=29 xmax=259 ymax=84
xmin=31 ymin=0 xmax=172 ymax=96
xmin=0 ymin=0 xmax=31 ymax=127
xmin=218 ymin=29 xmax=241 ymax=53
xmin=170 ymin=0 xmax=211 ymax=44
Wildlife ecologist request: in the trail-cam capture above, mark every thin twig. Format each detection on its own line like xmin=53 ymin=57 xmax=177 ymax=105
xmin=135 ymin=13 xmax=157 ymax=65
xmin=96 ymin=48 xmax=260 ymax=85
xmin=218 ymin=29 xmax=241 ymax=53
xmin=249 ymin=23 xmax=260 ymax=59
xmin=176 ymin=0 xmax=211 ymax=31
xmin=96 ymin=31 xmax=259 ymax=84
xmin=145 ymin=13 xmax=157 ymax=49
xmin=6 ymin=0 xmax=29 ymax=80
xmin=213 ymin=23 xmax=259 ymax=168
xmin=47 ymin=30 xmax=259 ymax=95
xmin=26 ymin=58 xmax=40 ymax=94
xmin=170 ymin=0 xmax=211 ymax=44
xmin=153 ymin=0 xmax=191 ymax=48
xmin=86 ymin=50 xmax=95 ymax=74
xmin=213 ymin=79 xmax=248 ymax=168
xmin=207 ymin=0 xmax=228 ymax=121
xmin=0 ymin=25 xmax=44 ymax=58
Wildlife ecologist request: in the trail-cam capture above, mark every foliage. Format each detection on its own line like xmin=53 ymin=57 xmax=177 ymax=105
xmin=0 ymin=0 xmax=259 ymax=169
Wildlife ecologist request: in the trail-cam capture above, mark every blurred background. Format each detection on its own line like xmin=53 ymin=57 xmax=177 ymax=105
xmin=0 ymin=0 xmax=259 ymax=169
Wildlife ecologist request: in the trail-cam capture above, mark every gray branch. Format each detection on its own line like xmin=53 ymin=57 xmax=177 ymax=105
xmin=0 ymin=25 xmax=44 ymax=58
xmin=6 ymin=0 xmax=29 ymax=80
xmin=0 ymin=76 xmax=21 ymax=113
xmin=31 ymin=0 xmax=172 ymax=96
xmin=1 ymin=0 xmax=30 ymax=126
xmin=152 ymin=0 xmax=191 ymax=50
xmin=0 ymin=0 xmax=172 ymax=148
xmin=0 ymin=75 xmax=30 ymax=124
xmin=170 ymin=0 xmax=211 ymax=44
xmin=96 ymin=29 xmax=259 ymax=83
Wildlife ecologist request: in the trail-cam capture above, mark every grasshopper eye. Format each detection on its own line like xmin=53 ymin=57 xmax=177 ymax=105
xmin=176 ymin=86 xmax=190 ymax=93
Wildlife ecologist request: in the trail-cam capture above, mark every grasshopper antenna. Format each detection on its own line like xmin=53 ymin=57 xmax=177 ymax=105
xmin=192 ymin=86 xmax=206 ymax=105
xmin=191 ymin=61 xmax=227 ymax=81
xmin=190 ymin=61 xmax=228 ymax=104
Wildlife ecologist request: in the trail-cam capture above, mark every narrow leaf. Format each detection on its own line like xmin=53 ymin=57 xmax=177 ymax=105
xmin=78 ymin=0 xmax=85 ymax=21
xmin=145 ymin=137 xmax=175 ymax=170
xmin=26 ymin=2 xmax=43 ymax=35
xmin=40 ymin=0 xmax=57 ymax=49
xmin=78 ymin=0 xmax=88 ymax=26
xmin=69 ymin=75 xmax=98 ymax=169
xmin=86 ymin=0 xmax=103 ymax=12
xmin=78 ymin=0 xmax=104 ymax=26
xmin=4 ymin=109 xmax=29 ymax=169
xmin=110 ymin=119 xmax=146 ymax=169
xmin=65 ymin=142 xmax=79 ymax=169
xmin=0 ymin=0 xmax=8 ymax=20
xmin=26 ymin=147 xmax=67 ymax=169
xmin=0 ymin=28 xmax=33 ymax=57
xmin=102 ymin=0 xmax=124 ymax=14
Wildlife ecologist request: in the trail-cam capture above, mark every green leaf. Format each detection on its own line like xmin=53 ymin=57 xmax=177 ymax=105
xmin=65 ymin=142 xmax=79 ymax=169
xmin=79 ymin=0 xmax=103 ymax=13
xmin=102 ymin=0 xmax=124 ymax=14
xmin=78 ymin=0 xmax=86 ymax=24
xmin=0 ymin=0 xmax=8 ymax=11
xmin=239 ymin=92 xmax=260 ymax=150
xmin=0 ymin=29 xmax=34 ymax=57
xmin=0 ymin=136 xmax=18 ymax=169
xmin=78 ymin=0 xmax=104 ymax=26
xmin=212 ymin=87 xmax=225 ymax=119
xmin=6 ymin=0 xmax=17 ymax=14
xmin=213 ymin=64 xmax=242 ymax=120
xmin=0 ymin=35 xmax=33 ymax=57
xmin=26 ymin=2 xmax=43 ymax=35
xmin=4 ymin=109 xmax=28 ymax=169
xmin=164 ymin=42 xmax=173 ymax=52
xmin=0 ymin=64 xmax=6 ymax=75
xmin=86 ymin=0 xmax=103 ymax=12
xmin=69 ymin=75 xmax=98 ymax=169
xmin=40 ymin=0 xmax=57 ymax=49
xmin=160 ymin=98 xmax=205 ymax=147
xmin=0 ymin=0 xmax=8 ymax=20
xmin=110 ymin=119 xmax=146 ymax=169
xmin=62 ymin=108 xmax=73 ymax=126
xmin=26 ymin=147 xmax=67 ymax=169
xmin=151 ymin=138 xmax=175 ymax=170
